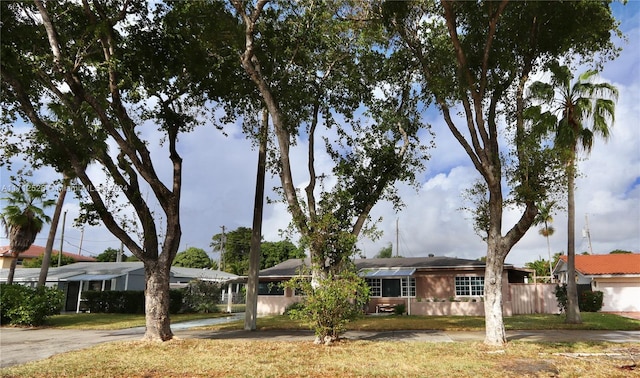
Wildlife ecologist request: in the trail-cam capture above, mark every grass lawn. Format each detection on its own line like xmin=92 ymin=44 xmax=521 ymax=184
xmin=2 ymin=312 xmax=638 ymax=377
xmin=40 ymin=312 xmax=640 ymax=332
xmin=202 ymin=312 xmax=640 ymax=332
xmin=45 ymin=312 xmax=232 ymax=330
xmin=2 ymin=339 xmax=638 ymax=377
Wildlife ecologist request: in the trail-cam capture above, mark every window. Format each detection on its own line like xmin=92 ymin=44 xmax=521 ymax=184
xmin=258 ymin=281 xmax=285 ymax=296
xmin=366 ymin=277 xmax=415 ymax=298
xmin=402 ymin=277 xmax=416 ymax=297
xmin=455 ymin=276 xmax=484 ymax=296
xmin=366 ymin=278 xmax=381 ymax=297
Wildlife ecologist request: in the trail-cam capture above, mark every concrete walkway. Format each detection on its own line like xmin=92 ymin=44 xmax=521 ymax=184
xmin=1 ymin=323 xmax=639 ymax=368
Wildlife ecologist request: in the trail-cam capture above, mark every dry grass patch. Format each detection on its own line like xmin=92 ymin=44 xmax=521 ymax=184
xmin=2 ymin=339 xmax=638 ymax=377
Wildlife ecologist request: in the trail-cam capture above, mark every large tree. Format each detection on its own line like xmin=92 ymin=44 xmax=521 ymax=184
xmin=0 ymin=183 xmax=54 ymax=284
xmin=211 ymin=227 xmax=306 ymax=274
xmin=173 ymin=247 xmax=214 ymax=269
xmin=529 ymin=63 xmax=618 ymax=324
xmin=0 ymin=1 xmax=235 ymax=341
xmin=228 ymin=0 xmax=430 ymax=284
xmin=382 ymin=0 xmax=620 ymax=345
xmin=96 ymin=247 xmax=124 ymax=263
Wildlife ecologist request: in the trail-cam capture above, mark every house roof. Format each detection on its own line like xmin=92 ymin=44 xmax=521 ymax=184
xmin=0 ymin=245 xmax=96 ymax=262
xmin=258 ymin=256 xmax=513 ymax=278
xmin=0 ymin=261 xmax=238 ymax=283
xmin=558 ymin=254 xmax=640 ymax=275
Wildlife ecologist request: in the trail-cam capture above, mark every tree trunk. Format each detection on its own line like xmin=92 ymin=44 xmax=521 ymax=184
xmin=38 ymin=179 xmax=68 ymax=287
xmin=142 ymin=261 xmax=173 ymax=341
xmin=483 ymin=242 xmax=506 ymax=346
xmin=6 ymin=253 xmax=19 ymax=285
xmin=546 ymin=230 xmax=553 ymax=279
xmin=565 ymin=160 xmax=582 ymax=323
xmin=245 ymin=109 xmax=268 ymax=331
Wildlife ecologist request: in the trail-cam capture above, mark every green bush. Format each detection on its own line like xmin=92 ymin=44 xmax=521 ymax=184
xmin=285 ymin=270 xmax=369 ymax=342
xmin=169 ymin=289 xmax=184 ymax=314
xmin=554 ymin=284 xmax=568 ymax=313
xmin=181 ymin=280 xmax=221 ymax=313
xmin=283 ymin=301 xmax=306 ymax=315
xmin=0 ymin=284 xmax=64 ymax=326
xmin=554 ymin=284 xmax=604 ymax=313
xmin=82 ymin=290 xmax=183 ymax=314
xmin=580 ymin=290 xmax=604 ymax=312
xmin=394 ymin=303 xmax=406 ymax=315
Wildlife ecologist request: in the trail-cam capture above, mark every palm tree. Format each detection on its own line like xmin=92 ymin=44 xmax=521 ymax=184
xmin=534 ymin=201 xmax=556 ymax=280
xmin=37 ymin=175 xmax=70 ymax=287
xmin=529 ymin=62 xmax=618 ymax=324
xmin=1 ymin=184 xmax=54 ymax=284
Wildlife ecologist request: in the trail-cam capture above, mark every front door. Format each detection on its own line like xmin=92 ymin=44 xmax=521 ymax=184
xmin=65 ymin=282 xmax=80 ymax=311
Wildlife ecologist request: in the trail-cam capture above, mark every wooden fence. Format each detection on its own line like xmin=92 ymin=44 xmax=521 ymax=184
xmin=510 ymin=283 xmax=559 ymax=314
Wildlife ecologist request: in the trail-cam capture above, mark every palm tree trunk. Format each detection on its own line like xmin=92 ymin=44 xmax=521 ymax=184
xmin=38 ymin=178 xmax=69 ymax=287
xmin=245 ymin=108 xmax=268 ymax=331
xmin=545 ymin=226 xmax=553 ymax=280
xmin=565 ymin=158 xmax=582 ymax=323
xmin=6 ymin=252 xmax=19 ymax=285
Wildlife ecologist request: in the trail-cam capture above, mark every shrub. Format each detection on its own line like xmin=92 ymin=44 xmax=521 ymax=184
xmin=555 ymin=284 xmax=604 ymax=313
xmin=394 ymin=303 xmax=406 ymax=315
xmin=0 ymin=284 xmax=64 ymax=326
xmin=82 ymin=290 xmax=183 ymax=314
xmin=283 ymin=301 xmax=305 ymax=315
xmin=285 ymin=270 xmax=369 ymax=342
xmin=580 ymin=290 xmax=604 ymax=312
xmin=181 ymin=280 xmax=222 ymax=313
xmin=83 ymin=290 xmax=144 ymax=314
xmin=169 ymin=289 xmax=184 ymax=314
xmin=554 ymin=284 xmax=568 ymax=313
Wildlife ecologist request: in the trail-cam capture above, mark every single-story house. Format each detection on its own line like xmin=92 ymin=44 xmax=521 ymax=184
xmin=0 ymin=245 xmax=96 ymax=269
xmin=553 ymin=253 xmax=640 ymax=312
xmin=255 ymin=256 xmax=554 ymax=316
xmin=0 ymin=262 xmax=238 ymax=312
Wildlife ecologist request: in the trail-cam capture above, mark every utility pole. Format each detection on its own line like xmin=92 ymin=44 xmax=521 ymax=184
xmin=57 ymin=210 xmax=67 ymax=267
xmin=219 ymin=225 xmax=226 ymax=271
xmin=395 ymin=218 xmax=399 ymax=257
xmin=117 ymin=240 xmax=123 ymax=262
xmin=77 ymin=227 xmax=84 ymax=255
xmin=584 ymin=214 xmax=593 ymax=255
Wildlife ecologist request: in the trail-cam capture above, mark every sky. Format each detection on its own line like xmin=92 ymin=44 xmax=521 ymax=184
xmin=2 ymin=2 xmax=639 ymax=268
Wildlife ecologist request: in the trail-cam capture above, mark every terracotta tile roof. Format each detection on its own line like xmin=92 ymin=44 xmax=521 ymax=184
xmin=559 ymin=254 xmax=640 ymax=275
xmin=0 ymin=245 xmax=96 ymax=262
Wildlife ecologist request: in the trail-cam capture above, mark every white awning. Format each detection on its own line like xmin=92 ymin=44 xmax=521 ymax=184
xmin=361 ymin=268 xmax=416 ymax=278
xmin=64 ymin=274 xmax=122 ymax=281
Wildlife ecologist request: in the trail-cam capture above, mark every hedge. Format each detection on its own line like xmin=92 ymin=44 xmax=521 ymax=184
xmin=0 ymin=284 xmax=64 ymax=326
xmin=82 ymin=290 xmax=184 ymax=314
xmin=554 ymin=284 xmax=604 ymax=313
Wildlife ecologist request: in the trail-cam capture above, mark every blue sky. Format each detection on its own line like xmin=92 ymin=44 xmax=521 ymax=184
xmin=2 ymin=2 xmax=639 ymax=267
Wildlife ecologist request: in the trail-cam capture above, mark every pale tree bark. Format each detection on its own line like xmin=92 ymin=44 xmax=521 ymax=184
xmin=143 ymin=261 xmax=173 ymax=341
xmin=483 ymin=244 xmax=506 ymax=344
xmin=245 ymin=108 xmax=268 ymax=331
